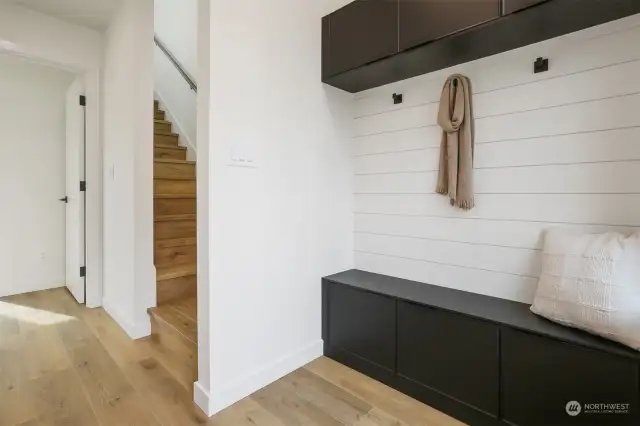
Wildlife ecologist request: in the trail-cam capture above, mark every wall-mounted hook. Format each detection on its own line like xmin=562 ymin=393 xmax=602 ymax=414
xmin=392 ymin=93 xmax=403 ymax=104
xmin=534 ymin=57 xmax=549 ymax=74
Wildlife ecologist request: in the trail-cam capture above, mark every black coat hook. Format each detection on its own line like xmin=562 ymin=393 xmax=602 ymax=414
xmin=392 ymin=93 xmax=403 ymax=104
xmin=534 ymin=57 xmax=549 ymax=73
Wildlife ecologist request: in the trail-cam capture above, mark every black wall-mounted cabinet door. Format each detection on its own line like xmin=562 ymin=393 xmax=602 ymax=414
xmin=397 ymin=301 xmax=500 ymax=416
xmin=503 ymin=0 xmax=548 ymax=15
xmin=501 ymin=328 xmax=640 ymax=426
xmin=327 ymin=0 xmax=399 ymax=76
xmin=399 ymin=0 xmax=501 ymax=51
xmin=326 ymin=283 xmax=396 ymax=370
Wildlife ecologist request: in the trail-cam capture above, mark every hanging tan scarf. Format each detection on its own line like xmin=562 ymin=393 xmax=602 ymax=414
xmin=436 ymin=74 xmax=475 ymax=210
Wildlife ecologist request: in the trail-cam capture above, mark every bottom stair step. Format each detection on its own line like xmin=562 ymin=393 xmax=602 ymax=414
xmin=148 ymin=298 xmax=197 ymax=391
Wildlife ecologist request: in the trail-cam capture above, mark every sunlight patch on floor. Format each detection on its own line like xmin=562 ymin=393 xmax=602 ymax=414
xmin=0 ymin=301 xmax=75 ymax=325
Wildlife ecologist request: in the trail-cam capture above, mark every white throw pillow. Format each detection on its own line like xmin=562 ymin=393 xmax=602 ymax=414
xmin=530 ymin=228 xmax=640 ymax=351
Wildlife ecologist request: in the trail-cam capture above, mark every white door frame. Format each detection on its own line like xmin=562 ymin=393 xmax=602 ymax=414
xmin=82 ymin=68 xmax=103 ymax=308
xmin=65 ymin=76 xmax=87 ymax=303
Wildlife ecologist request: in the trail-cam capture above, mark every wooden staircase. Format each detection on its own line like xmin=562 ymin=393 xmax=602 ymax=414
xmin=148 ymin=100 xmax=197 ymax=390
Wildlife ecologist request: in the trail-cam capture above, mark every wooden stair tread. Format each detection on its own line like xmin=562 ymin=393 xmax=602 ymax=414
xmin=156 ymin=263 xmax=196 ymax=281
xmin=154 ymin=176 xmax=196 ymax=181
xmin=154 ymin=119 xmax=171 ymax=125
xmin=154 ymin=158 xmax=196 ymax=165
xmin=154 ymin=214 xmax=196 ymax=222
xmin=154 ymin=193 xmax=196 ymax=199
xmin=149 ymin=299 xmax=197 ymax=344
xmin=156 ymin=237 xmax=196 ymax=249
xmin=155 ymin=143 xmax=186 ymax=151
xmin=155 ymin=130 xmax=179 ymax=137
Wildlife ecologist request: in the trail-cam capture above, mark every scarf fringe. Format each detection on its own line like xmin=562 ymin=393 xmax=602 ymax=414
xmin=436 ymin=186 xmax=448 ymax=196
xmin=456 ymin=199 xmax=475 ymax=211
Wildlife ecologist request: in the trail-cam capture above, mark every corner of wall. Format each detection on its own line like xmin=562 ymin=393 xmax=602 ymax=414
xmin=103 ymin=298 xmax=151 ymax=340
xmin=196 ymin=340 xmax=323 ymax=416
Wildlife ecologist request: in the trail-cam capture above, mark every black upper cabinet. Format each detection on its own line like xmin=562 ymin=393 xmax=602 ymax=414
xmin=327 ymin=0 xmax=399 ymax=76
xmin=503 ymin=0 xmax=548 ymax=15
xmin=399 ymin=0 xmax=501 ymax=51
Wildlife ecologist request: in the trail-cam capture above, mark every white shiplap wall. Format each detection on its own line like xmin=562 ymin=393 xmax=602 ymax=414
xmin=352 ymin=15 xmax=640 ymax=304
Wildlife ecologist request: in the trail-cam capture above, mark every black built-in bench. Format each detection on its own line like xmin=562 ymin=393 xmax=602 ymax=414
xmin=322 ymin=270 xmax=640 ymax=426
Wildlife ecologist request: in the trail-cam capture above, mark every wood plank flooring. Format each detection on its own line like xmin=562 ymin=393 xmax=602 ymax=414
xmin=0 ymin=288 xmax=464 ymax=426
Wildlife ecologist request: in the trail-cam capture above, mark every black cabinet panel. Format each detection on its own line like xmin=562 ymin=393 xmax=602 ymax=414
xmin=502 ymin=328 xmax=640 ymax=426
xmin=503 ymin=0 xmax=547 ymax=15
xmin=327 ymin=283 xmax=396 ymax=370
xmin=328 ymin=0 xmax=399 ymax=76
xmin=399 ymin=0 xmax=501 ymax=51
xmin=397 ymin=301 xmax=499 ymax=416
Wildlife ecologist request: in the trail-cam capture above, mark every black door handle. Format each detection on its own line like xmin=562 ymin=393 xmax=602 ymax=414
xmin=59 ymin=196 xmax=68 ymax=203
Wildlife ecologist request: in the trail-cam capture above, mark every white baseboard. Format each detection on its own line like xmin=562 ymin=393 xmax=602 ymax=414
xmin=194 ymin=340 xmax=324 ymax=416
xmin=103 ymin=298 xmax=151 ymax=340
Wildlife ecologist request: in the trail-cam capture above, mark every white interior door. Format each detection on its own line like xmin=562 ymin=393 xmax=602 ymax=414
xmin=65 ymin=77 xmax=86 ymax=303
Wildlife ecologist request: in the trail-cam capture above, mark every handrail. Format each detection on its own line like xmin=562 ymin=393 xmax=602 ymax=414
xmin=154 ymin=35 xmax=197 ymax=93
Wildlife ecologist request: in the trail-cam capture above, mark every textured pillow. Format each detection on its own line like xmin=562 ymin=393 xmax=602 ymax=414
xmin=530 ymin=228 xmax=640 ymax=351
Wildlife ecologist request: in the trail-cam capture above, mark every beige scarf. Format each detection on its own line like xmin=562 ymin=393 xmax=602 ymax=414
xmin=436 ymin=74 xmax=475 ymax=210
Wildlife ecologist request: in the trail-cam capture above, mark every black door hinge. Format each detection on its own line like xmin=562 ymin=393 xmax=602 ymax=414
xmin=79 ymin=95 xmax=86 ymax=106
xmin=80 ymin=181 xmax=86 ymax=191
xmin=80 ymin=266 xmax=86 ymax=278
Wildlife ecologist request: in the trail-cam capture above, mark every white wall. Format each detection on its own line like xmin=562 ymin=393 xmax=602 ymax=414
xmin=195 ymin=0 xmax=354 ymax=415
xmin=102 ymin=0 xmax=155 ymax=338
xmin=0 ymin=2 xmax=103 ymax=307
xmin=324 ymin=0 xmax=354 ymax=14
xmin=0 ymin=55 xmax=74 ymax=298
xmin=352 ymin=15 xmax=640 ymax=304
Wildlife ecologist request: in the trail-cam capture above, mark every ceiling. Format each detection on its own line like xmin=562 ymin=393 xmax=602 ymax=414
xmin=3 ymin=0 xmax=122 ymax=30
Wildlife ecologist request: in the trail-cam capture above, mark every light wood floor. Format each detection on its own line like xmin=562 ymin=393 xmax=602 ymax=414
xmin=0 ymin=288 xmax=463 ymax=426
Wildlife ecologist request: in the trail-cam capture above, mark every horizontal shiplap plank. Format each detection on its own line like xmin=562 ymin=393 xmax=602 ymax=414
xmin=355 ymin=127 xmax=640 ymax=162
xmin=354 ymin=103 xmax=438 ymax=137
xmin=355 ymin=149 xmax=439 ymax=174
xmin=354 ymin=92 xmax=640 ymax=140
xmin=476 ymin=127 xmax=640 ymax=167
xmin=355 ymin=22 xmax=640 ymax=116
xmin=355 ymin=232 xmax=541 ymax=277
xmin=355 ymin=162 xmax=640 ymax=194
xmin=475 ymin=59 xmax=640 ymax=119
xmin=355 ymin=251 xmax=539 ymax=303
xmin=354 ymin=214 xmax=639 ymax=250
xmin=353 ymin=126 xmax=442 ymax=156
xmin=354 ymin=193 xmax=640 ymax=226
xmin=476 ymin=93 xmax=640 ymax=143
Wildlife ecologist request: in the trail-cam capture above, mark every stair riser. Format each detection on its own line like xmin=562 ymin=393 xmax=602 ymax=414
xmin=155 ymin=133 xmax=179 ymax=146
xmin=154 ymin=147 xmax=186 ymax=160
xmin=154 ymin=100 xmax=159 ymax=112
xmin=155 ymin=220 xmax=196 ymax=240
xmin=155 ymin=122 xmax=172 ymax=133
xmin=149 ymin=313 xmax=197 ymax=390
xmin=155 ymin=244 xmax=197 ymax=266
xmin=155 ymin=198 xmax=196 ymax=215
xmin=154 ymin=179 xmax=196 ymax=194
xmin=156 ymin=274 xmax=197 ymax=305
xmin=155 ymin=162 xmax=196 ymax=179
xmin=155 ymin=111 xmax=165 ymax=121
